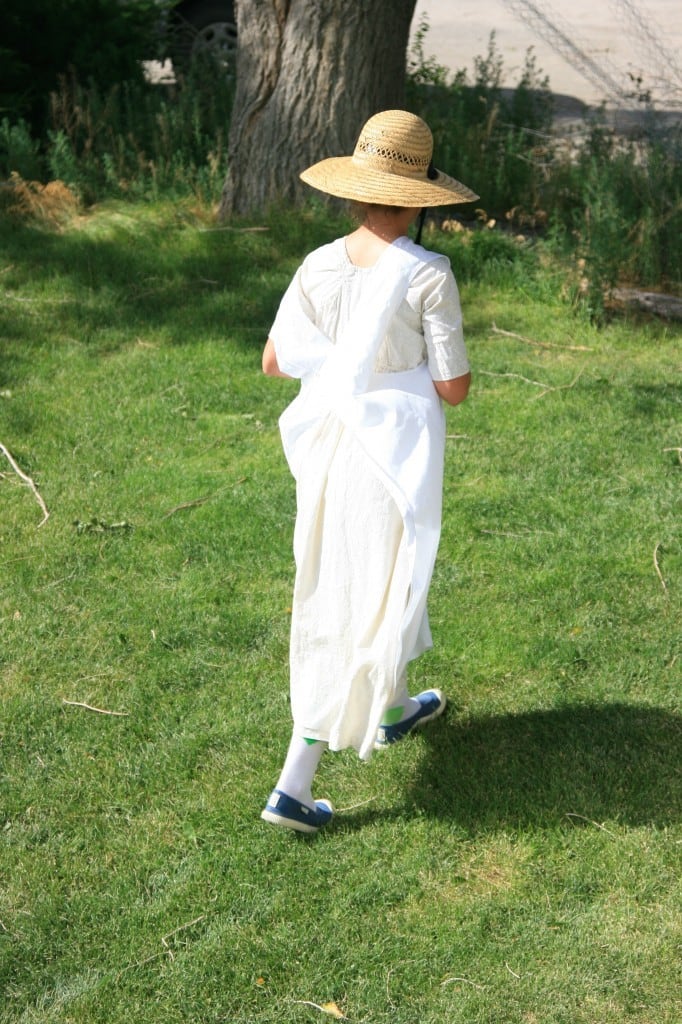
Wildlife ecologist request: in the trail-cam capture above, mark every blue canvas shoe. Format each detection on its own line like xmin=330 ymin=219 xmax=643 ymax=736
xmin=375 ymin=689 xmax=446 ymax=749
xmin=260 ymin=789 xmax=334 ymax=834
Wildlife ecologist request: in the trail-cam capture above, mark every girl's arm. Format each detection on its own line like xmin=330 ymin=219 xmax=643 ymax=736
xmin=434 ymin=371 xmax=471 ymax=406
xmin=262 ymin=337 xmax=292 ymax=378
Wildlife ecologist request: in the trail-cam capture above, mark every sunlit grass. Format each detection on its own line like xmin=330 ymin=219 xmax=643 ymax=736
xmin=1 ymin=202 xmax=680 ymax=1024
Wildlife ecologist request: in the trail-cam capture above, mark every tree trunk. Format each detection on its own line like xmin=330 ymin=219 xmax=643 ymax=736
xmin=219 ymin=0 xmax=417 ymax=218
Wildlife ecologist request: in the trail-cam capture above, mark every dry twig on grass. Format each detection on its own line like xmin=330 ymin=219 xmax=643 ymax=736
xmin=337 ymin=796 xmax=377 ymax=812
xmin=119 ymin=915 xmax=207 ymax=974
xmin=0 ymin=442 xmax=49 ymax=526
xmin=490 ymin=322 xmax=592 ymax=352
xmin=441 ymin=976 xmax=485 ymax=990
xmin=62 ymin=699 xmax=129 ymax=717
xmin=566 ymin=812 xmax=617 ymax=837
xmin=159 ymin=915 xmax=207 ymax=961
xmin=292 ymin=1002 xmax=347 ymax=1020
xmin=479 ymin=368 xmax=584 ymax=399
xmin=653 ymin=542 xmax=667 ymax=592
xmin=479 ymin=369 xmax=549 ymax=389
xmin=198 ymin=225 xmax=268 ymax=233
xmin=162 ymin=495 xmax=210 ymax=518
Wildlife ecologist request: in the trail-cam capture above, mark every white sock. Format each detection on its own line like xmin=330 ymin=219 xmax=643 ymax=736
xmin=381 ymin=680 xmax=421 ymax=726
xmin=274 ymin=732 xmax=328 ymax=807
xmin=381 ymin=698 xmax=421 ymax=726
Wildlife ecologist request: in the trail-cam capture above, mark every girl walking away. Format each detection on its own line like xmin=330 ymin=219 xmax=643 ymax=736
xmin=261 ymin=110 xmax=478 ymax=834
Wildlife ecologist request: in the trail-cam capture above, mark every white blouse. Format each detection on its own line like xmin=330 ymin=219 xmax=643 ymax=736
xmin=289 ymin=237 xmax=470 ymax=382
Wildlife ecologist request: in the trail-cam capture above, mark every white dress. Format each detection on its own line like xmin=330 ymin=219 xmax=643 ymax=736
xmin=270 ymin=237 xmax=469 ymax=760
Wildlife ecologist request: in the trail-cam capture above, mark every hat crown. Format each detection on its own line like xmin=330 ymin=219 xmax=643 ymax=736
xmin=353 ymin=110 xmax=433 ymax=179
xmin=299 ymin=108 xmax=478 ymax=207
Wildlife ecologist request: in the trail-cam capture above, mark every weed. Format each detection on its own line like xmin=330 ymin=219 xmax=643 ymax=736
xmin=0 ymin=171 xmax=79 ymax=227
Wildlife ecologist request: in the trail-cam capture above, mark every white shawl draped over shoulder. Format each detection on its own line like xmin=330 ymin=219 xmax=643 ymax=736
xmin=272 ymin=238 xmax=446 ymax=760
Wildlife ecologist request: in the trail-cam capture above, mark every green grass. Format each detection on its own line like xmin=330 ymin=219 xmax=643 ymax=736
xmin=1 ymin=201 xmax=680 ymax=1024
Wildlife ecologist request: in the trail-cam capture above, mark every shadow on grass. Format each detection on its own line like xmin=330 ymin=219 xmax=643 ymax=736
xmin=344 ymin=704 xmax=681 ymax=835
xmin=416 ymin=703 xmax=681 ymax=831
xmin=0 ymin=205 xmax=348 ymax=364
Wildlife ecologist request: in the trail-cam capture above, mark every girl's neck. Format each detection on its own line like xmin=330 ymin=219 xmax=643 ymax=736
xmin=363 ymin=214 xmax=404 ymax=244
xmin=345 ymin=225 xmax=396 ymax=268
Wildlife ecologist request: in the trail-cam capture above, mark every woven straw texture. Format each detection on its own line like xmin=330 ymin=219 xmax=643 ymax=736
xmin=300 ymin=110 xmax=478 ymax=207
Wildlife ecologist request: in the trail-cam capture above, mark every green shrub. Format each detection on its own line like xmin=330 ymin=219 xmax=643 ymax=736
xmin=43 ymin=57 xmax=233 ymax=203
xmin=407 ymin=21 xmax=681 ymax=317
xmin=0 ymin=117 xmax=44 ymax=179
xmin=436 ymin=226 xmax=537 ymax=286
xmin=0 ymin=0 xmax=162 ymax=134
xmin=545 ymin=116 xmax=682 ymax=318
xmin=407 ymin=28 xmax=554 ymax=222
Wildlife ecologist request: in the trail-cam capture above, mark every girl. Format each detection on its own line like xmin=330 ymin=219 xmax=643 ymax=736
xmin=261 ymin=110 xmax=477 ymax=833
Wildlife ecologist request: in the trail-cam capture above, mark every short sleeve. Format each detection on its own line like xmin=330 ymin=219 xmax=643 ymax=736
xmin=269 ymin=260 xmax=332 ymax=379
xmin=417 ymin=257 xmax=470 ymax=381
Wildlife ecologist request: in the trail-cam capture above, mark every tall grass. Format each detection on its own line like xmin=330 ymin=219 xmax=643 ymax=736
xmin=0 ymin=22 xmax=680 ymax=311
xmin=25 ymin=56 xmax=233 ymax=204
xmin=406 ymin=29 xmax=555 ymax=222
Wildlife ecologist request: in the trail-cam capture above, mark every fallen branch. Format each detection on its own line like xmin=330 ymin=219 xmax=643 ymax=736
xmin=663 ymin=447 xmax=682 ymax=466
xmin=198 ymin=225 xmax=268 ymax=233
xmin=162 ymin=495 xmax=210 ymax=518
xmin=337 ymin=796 xmax=377 ymax=812
xmin=160 ymin=915 xmax=207 ymax=961
xmin=481 ymin=529 xmax=537 ymax=538
xmin=491 ymin=322 xmax=592 ymax=352
xmin=479 ymin=370 xmax=548 ymax=389
xmin=0 ymin=918 xmax=18 ymax=940
xmin=611 ymin=288 xmax=682 ymax=321
xmin=162 ymin=480 xmax=246 ymax=519
xmin=0 ymin=442 xmax=49 ymax=526
xmin=533 ymin=368 xmax=585 ymax=400
xmin=62 ymin=699 xmax=129 ymax=717
xmin=479 ymin=367 xmax=584 ymax=400
xmin=653 ymin=542 xmax=667 ymax=592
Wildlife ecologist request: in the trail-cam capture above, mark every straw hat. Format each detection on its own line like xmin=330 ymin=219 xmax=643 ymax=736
xmin=300 ymin=109 xmax=478 ymax=207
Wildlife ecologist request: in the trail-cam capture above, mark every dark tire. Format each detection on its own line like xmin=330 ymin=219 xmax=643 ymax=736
xmin=169 ymin=0 xmax=237 ymax=73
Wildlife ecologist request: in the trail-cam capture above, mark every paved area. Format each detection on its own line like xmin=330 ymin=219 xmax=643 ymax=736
xmin=414 ymin=0 xmax=682 ymax=110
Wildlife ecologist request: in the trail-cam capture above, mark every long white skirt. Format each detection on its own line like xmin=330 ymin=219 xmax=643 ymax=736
xmin=289 ymin=413 xmax=411 ymax=759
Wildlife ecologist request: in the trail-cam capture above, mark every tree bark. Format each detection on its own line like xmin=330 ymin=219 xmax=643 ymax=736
xmin=219 ymin=0 xmax=417 ymax=218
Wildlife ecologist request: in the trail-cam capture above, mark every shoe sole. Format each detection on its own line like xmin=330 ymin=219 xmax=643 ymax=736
xmin=260 ymin=799 xmax=333 ymax=834
xmin=260 ymin=808 xmax=320 ymax=833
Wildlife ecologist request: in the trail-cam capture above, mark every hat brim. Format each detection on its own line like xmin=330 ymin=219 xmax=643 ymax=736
xmin=300 ymin=155 xmax=478 ymax=207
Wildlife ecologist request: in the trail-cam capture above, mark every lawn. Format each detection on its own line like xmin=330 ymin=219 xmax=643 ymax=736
xmin=1 ymin=199 xmax=680 ymax=1023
